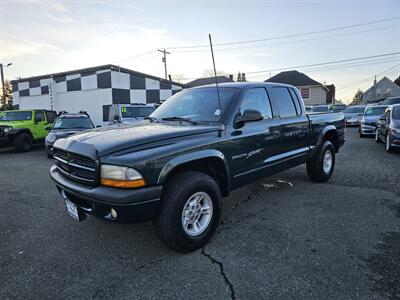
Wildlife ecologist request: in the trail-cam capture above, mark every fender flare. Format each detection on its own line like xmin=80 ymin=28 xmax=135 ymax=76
xmin=8 ymin=128 xmax=33 ymax=137
xmin=157 ymin=149 xmax=230 ymax=190
xmin=317 ymin=125 xmax=337 ymax=147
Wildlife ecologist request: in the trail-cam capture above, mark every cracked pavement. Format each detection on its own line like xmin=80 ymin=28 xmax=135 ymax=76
xmin=1 ymin=128 xmax=399 ymax=299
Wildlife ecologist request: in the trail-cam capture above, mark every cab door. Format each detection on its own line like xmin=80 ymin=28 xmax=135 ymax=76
xmin=32 ymin=111 xmax=47 ymax=139
xmin=229 ymin=87 xmax=281 ymax=187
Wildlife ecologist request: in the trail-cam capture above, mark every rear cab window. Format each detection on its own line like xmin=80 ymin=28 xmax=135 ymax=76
xmin=270 ymin=87 xmax=298 ymax=118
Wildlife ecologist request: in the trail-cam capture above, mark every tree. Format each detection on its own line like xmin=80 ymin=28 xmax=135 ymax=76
xmin=0 ymin=80 xmax=13 ymax=110
xmin=350 ymin=89 xmax=363 ymax=105
xmin=202 ymin=69 xmax=227 ymax=77
xmin=394 ymin=75 xmax=400 ymax=87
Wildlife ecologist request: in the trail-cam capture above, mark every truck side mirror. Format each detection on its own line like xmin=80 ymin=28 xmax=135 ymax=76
xmin=45 ymin=125 xmax=52 ymax=131
xmin=235 ymin=109 xmax=263 ymax=127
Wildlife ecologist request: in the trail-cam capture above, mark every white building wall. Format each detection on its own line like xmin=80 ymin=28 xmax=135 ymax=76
xmin=308 ymin=86 xmax=327 ymax=105
xmin=56 ymin=89 xmax=112 ymax=126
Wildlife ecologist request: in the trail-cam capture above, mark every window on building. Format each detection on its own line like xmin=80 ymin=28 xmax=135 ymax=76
xmin=300 ymin=88 xmax=309 ymax=99
xmin=270 ymin=87 xmax=298 ymax=118
xmin=239 ymin=88 xmax=272 ymax=119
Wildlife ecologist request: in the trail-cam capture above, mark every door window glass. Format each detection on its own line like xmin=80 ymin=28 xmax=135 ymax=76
xmin=289 ymin=88 xmax=302 ymax=115
xmin=239 ymin=88 xmax=272 ymax=119
xmin=35 ymin=111 xmax=45 ymax=122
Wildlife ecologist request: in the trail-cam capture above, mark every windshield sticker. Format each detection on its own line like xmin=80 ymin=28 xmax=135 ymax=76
xmin=214 ymin=109 xmax=221 ymax=116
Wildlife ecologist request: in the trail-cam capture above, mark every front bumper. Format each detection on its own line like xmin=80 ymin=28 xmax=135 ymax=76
xmin=360 ymin=124 xmax=376 ymax=135
xmin=50 ymin=166 xmax=162 ymax=222
xmin=345 ymin=119 xmax=360 ymax=126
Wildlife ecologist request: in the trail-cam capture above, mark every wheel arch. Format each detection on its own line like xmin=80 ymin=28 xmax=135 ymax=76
xmin=319 ymin=126 xmax=339 ymax=153
xmin=158 ymin=149 xmax=230 ymax=197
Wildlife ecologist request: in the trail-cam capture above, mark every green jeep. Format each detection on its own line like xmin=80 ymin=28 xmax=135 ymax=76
xmin=0 ymin=109 xmax=57 ymax=152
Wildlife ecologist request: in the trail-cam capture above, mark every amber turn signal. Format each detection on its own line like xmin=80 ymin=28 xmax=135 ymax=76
xmin=100 ymin=178 xmax=146 ymax=188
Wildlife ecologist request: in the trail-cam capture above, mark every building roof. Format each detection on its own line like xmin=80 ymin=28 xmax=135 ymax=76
xmin=363 ymin=76 xmax=400 ymax=100
xmin=10 ymin=64 xmax=184 ymax=87
xmin=264 ymin=70 xmax=323 ymax=87
xmin=185 ymin=76 xmax=234 ymax=88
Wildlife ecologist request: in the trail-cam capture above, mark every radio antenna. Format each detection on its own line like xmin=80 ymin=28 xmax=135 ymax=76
xmin=208 ymin=34 xmax=222 ymax=116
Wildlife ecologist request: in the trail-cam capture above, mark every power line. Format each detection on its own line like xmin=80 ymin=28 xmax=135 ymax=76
xmin=164 ymin=16 xmax=400 ymax=50
xmin=245 ymin=52 xmax=400 ymax=75
xmin=171 ymin=24 xmax=399 ymax=53
xmin=246 ymin=57 xmax=400 ymax=79
xmin=112 ymin=50 xmax=157 ymax=64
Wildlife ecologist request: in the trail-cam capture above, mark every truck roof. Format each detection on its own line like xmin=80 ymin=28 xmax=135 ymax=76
xmin=189 ymin=81 xmax=297 ymax=89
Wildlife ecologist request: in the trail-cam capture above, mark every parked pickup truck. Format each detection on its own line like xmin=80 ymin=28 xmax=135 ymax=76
xmin=50 ymin=82 xmax=345 ymax=252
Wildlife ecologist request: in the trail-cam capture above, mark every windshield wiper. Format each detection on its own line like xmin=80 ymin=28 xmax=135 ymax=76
xmin=144 ymin=116 xmax=158 ymax=123
xmin=161 ymin=116 xmax=198 ymax=125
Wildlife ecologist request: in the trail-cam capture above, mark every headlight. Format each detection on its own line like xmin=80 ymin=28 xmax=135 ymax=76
xmin=45 ymin=133 xmax=56 ymax=143
xmin=100 ymin=164 xmax=145 ymax=188
xmin=3 ymin=126 xmax=12 ymax=133
xmin=391 ymin=127 xmax=400 ymax=134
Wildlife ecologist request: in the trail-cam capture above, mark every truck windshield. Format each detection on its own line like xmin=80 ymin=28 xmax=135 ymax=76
xmin=393 ymin=106 xmax=400 ymax=120
xmin=150 ymin=87 xmax=238 ymax=123
xmin=53 ymin=117 xmax=94 ymax=130
xmin=121 ymin=107 xmax=155 ymax=118
xmin=364 ymin=106 xmax=387 ymax=116
xmin=345 ymin=107 xmax=365 ymax=114
xmin=0 ymin=111 xmax=32 ymax=121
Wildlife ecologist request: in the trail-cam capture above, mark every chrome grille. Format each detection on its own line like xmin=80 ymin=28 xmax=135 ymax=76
xmin=53 ymin=149 xmax=98 ymax=184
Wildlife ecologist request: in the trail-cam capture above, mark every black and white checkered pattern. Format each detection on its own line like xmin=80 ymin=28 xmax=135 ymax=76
xmin=11 ymin=65 xmax=183 ymax=104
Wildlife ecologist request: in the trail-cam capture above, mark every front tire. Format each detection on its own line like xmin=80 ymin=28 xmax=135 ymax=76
xmin=306 ymin=140 xmax=335 ymax=183
xmin=154 ymin=171 xmax=222 ymax=253
xmin=375 ymin=130 xmax=382 ymax=143
xmin=13 ymin=133 xmax=32 ymax=152
xmin=386 ymin=134 xmax=394 ymax=153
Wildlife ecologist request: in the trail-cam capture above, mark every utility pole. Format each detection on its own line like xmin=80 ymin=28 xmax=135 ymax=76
xmin=0 ymin=63 xmax=12 ymax=111
xmin=158 ymin=49 xmax=170 ymax=80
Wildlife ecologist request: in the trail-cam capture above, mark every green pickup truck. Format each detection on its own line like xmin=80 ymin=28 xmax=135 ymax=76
xmin=50 ymin=82 xmax=345 ymax=252
xmin=0 ymin=109 xmax=57 ymax=152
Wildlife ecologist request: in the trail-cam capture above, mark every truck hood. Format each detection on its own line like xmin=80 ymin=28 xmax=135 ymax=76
xmin=53 ymin=122 xmax=220 ymax=158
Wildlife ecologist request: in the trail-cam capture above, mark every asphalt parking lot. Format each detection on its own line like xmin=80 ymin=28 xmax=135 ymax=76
xmin=1 ymin=128 xmax=399 ymax=299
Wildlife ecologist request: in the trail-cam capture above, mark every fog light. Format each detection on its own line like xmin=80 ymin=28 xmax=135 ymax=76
xmin=111 ymin=208 xmax=117 ymax=218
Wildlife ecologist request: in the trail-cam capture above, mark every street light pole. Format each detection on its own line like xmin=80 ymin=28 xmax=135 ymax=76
xmin=0 ymin=63 xmax=12 ymax=111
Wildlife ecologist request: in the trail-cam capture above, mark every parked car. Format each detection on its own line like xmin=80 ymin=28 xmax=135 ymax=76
xmin=50 ymin=82 xmax=345 ymax=252
xmin=309 ymin=105 xmax=330 ymax=113
xmin=106 ymin=104 xmax=155 ymax=125
xmin=45 ymin=112 xmax=95 ymax=158
xmin=0 ymin=109 xmax=57 ymax=152
xmin=382 ymin=96 xmax=400 ymax=106
xmin=329 ymin=104 xmax=347 ymax=112
xmin=359 ymin=105 xmax=388 ymax=137
xmin=375 ymin=104 xmax=400 ymax=152
xmin=343 ymin=105 xmax=366 ymax=126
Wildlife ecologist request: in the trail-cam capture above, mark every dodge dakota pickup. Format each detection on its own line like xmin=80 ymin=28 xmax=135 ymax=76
xmin=50 ymin=82 xmax=345 ymax=252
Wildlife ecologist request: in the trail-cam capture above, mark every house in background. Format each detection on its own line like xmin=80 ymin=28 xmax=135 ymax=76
xmin=185 ymin=75 xmax=234 ymax=88
xmin=265 ymin=70 xmax=330 ymax=105
xmin=362 ymin=76 xmax=400 ymax=103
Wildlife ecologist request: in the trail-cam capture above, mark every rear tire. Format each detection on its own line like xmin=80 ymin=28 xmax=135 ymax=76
xmin=13 ymin=133 xmax=32 ymax=152
xmin=153 ymin=171 xmax=222 ymax=253
xmin=306 ymin=140 xmax=335 ymax=183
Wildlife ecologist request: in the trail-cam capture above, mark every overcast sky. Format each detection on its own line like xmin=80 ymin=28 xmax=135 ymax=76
xmin=1 ymin=0 xmax=399 ymax=103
